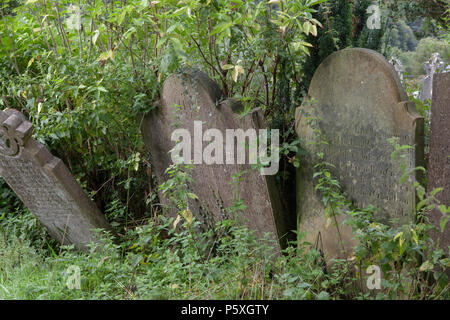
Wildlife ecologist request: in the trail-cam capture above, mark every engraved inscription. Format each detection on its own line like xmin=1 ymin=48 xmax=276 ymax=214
xmin=0 ymin=157 xmax=66 ymax=212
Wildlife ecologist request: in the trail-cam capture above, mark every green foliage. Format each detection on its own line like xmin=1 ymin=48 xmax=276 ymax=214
xmin=0 ymin=0 xmax=21 ymax=16
xmin=0 ymin=0 xmax=326 ymax=227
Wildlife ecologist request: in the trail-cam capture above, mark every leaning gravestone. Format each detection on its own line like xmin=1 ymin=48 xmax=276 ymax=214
xmin=427 ymin=73 xmax=450 ymax=254
xmin=295 ymin=48 xmax=425 ymax=260
xmin=0 ymin=109 xmax=111 ymax=250
xmin=140 ymin=70 xmax=288 ymax=251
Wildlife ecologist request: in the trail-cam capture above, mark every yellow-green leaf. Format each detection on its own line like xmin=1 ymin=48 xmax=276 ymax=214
xmin=394 ymin=232 xmax=403 ymax=240
xmin=232 ymin=65 xmax=244 ymax=82
xmin=97 ymin=50 xmax=114 ymax=61
xmin=311 ymin=24 xmax=317 ymax=36
xmin=419 ymin=260 xmax=433 ymax=272
xmin=303 ymin=21 xmax=311 ymax=35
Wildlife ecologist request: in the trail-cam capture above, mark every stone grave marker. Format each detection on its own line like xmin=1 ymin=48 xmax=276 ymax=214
xmin=427 ymin=73 xmax=450 ymax=254
xmin=389 ymin=56 xmax=405 ymax=81
xmin=0 ymin=109 xmax=111 ymax=250
xmin=295 ymin=48 xmax=425 ymax=260
xmin=140 ymin=70 xmax=289 ymax=250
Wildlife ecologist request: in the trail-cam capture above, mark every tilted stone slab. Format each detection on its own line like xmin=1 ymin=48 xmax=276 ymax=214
xmin=0 ymin=109 xmax=111 ymax=250
xmin=295 ymin=48 xmax=425 ymax=260
xmin=140 ymin=70 xmax=288 ymax=250
xmin=427 ymin=73 xmax=450 ymax=254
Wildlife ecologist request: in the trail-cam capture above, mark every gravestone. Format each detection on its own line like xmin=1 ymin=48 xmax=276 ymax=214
xmin=0 ymin=109 xmax=111 ymax=250
xmin=140 ymin=70 xmax=289 ymax=250
xmin=420 ymin=53 xmax=445 ymax=102
xmin=295 ymin=48 xmax=424 ymax=260
xmin=427 ymin=73 xmax=450 ymax=254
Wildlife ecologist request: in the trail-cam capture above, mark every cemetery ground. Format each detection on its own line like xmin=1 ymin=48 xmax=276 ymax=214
xmin=0 ymin=1 xmax=449 ymax=300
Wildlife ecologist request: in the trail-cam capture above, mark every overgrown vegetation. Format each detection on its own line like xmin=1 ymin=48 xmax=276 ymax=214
xmin=0 ymin=0 xmax=449 ymax=300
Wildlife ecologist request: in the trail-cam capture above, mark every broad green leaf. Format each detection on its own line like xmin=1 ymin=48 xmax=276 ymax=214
xmin=210 ymin=21 xmax=233 ymax=37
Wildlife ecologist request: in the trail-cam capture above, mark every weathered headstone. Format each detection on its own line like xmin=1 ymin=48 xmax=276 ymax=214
xmin=420 ymin=52 xmax=445 ymax=102
xmin=295 ymin=48 xmax=424 ymax=260
xmin=140 ymin=70 xmax=289 ymax=250
xmin=427 ymin=73 xmax=450 ymax=254
xmin=0 ymin=109 xmax=111 ymax=250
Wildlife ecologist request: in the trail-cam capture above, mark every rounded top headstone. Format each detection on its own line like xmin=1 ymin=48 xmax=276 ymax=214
xmin=306 ymin=48 xmax=408 ymax=131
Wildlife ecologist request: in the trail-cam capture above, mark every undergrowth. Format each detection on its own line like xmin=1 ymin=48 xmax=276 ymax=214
xmin=1 ymin=144 xmax=448 ymax=300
